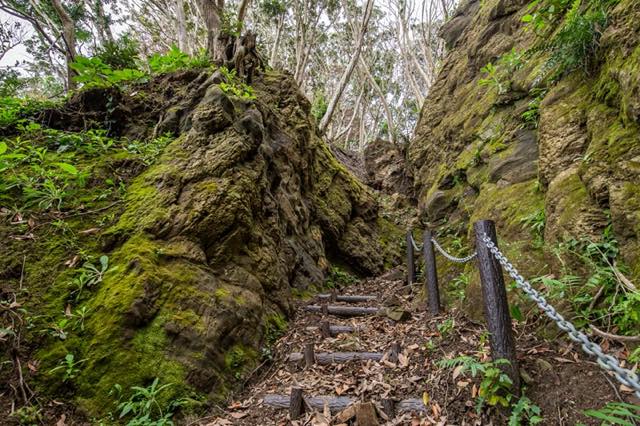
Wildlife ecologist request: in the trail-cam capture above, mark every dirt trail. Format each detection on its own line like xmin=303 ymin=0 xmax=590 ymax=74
xmin=196 ymin=269 xmax=636 ymax=425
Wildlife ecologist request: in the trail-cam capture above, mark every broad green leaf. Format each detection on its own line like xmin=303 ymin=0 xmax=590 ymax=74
xmin=0 ymin=142 xmax=7 ymax=155
xmin=584 ymin=410 xmax=634 ymax=425
xmin=55 ymin=162 xmax=79 ymax=175
xmin=100 ymin=255 xmax=109 ymax=271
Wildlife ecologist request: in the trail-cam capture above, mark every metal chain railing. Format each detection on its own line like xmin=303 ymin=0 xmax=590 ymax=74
xmin=409 ymin=233 xmax=422 ymax=252
xmin=481 ymin=234 xmax=640 ymax=398
xmin=430 ymin=237 xmax=477 ymax=263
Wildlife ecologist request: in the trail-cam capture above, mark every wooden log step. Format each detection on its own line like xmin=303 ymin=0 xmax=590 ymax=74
xmin=289 ymin=351 xmax=383 ymax=364
xmin=304 ymin=305 xmax=379 ymax=317
xmin=262 ymin=394 xmax=427 ymax=414
xmin=306 ymin=324 xmax=355 ymax=337
xmin=317 ymin=294 xmax=377 ymax=303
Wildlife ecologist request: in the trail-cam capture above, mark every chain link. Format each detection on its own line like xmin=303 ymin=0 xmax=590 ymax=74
xmin=480 ymin=234 xmax=640 ymax=398
xmin=409 ymin=233 xmax=422 ymax=252
xmin=430 ymin=237 xmax=478 ymax=263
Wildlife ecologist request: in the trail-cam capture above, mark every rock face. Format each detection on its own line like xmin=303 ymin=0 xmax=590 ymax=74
xmin=0 ymin=70 xmax=402 ymax=415
xmin=409 ymin=0 xmax=640 ymax=307
xmin=363 ymin=138 xmax=412 ymax=197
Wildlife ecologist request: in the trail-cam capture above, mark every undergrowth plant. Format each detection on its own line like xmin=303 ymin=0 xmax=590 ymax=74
xmin=48 ymin=353 xmax=86 ymax=382
xmin=218 ymin=67 xmax=256 ymax=100
xmin=111 ymin=378 xmax=184 ymax=426
xmin=582 ymin=402 xmax=640 ymax=425
xmin=479 ymin=48 xmax=524 ymax=94
xmin=547 ymin=222 xmax=640 ymax=336
xmin=70 ymin=256 xmax=109 ymax=301
xmin=437 ymin=355 xmax=514 ymax=411
xmin=448 ymin=272 xmax=470 ymax=302
xmin=71 ymin=56 xmax=147 ymax=89
xmin=0 ymin=96 xmax=57 ymax=130
xmin=520 ymin=207 xmax=546 ymax=247
xmin=523 ymin=0 xmax=620 ymax=82
xmin=437 ymin=318 xmax=456 ymax=337
xmin=509 ymin=396 xmax=543 ymax=425
xmin=325 ymin=266 xmax=357 ymax=288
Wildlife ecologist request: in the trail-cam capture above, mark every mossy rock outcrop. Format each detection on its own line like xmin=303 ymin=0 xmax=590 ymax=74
xmin=409 ymin=0 xmax=640 ymax=316
xmin=0 ymin=70 xmax=402 ymax=417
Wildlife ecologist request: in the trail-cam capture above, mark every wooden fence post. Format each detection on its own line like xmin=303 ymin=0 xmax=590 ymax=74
xmin=473 ymin=220 xmax=520 ymax=391
xmin=423 ymin=229 xmax=441 ymax=315
xmin=290 ymin=387 xmax=304 ymax=419
xmin=406 ymin=231 xmax=416 ymax=285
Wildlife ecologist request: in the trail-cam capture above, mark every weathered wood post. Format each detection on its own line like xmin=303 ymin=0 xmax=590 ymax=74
xmin=320 ymin=321 xmax=331 ymax=338
xmin=473 ymin=220 xmax=520 ymax=391
xmin=406 ymin=231 xmax=417 ymax=285
xmin=290 ymin=387 xmax=304 ymax=419
xmin=303 ymin=343 xmax=315 ymax=368
xmin=423 ymin=229 xmax=441 ymax=315
xmin=382 ymin=399 xmax=396 ymax=418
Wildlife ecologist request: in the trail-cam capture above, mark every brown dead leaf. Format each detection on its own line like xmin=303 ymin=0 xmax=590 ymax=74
xmin=56 ymin=414 xmax=66 ymax=426
xmin=229 ymin=412 xmax=248 ymax=419
xmin=620 ymin=384 xmax=634 ymax=393
xmin=452 ymin=365 xmax=465 ymax=380
xmin=227 ymin=401 xmax=243 ymax=410
xmin=65 ymin=255 xmax=80 ymax=268
xmin=79 ymin=228 xmax=101 ymax=235
xmin=398 ymin=353 xmax=409 ymax=368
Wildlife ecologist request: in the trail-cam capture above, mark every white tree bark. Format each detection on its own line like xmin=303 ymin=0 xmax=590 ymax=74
xmin=175 ymin=0 xmax=190 ymax=53
xmin=50 ymin=0 xmax=77 ymax=90
xmin=318 ymin=0 xmax=374 ymax=134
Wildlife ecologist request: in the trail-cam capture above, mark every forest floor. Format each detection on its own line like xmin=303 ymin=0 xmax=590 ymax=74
xmin=195 ymin=268 xmax=638 ymax=426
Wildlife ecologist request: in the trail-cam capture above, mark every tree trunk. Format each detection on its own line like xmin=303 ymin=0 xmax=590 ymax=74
xmin=50 ymin=0 xmax=77 ymax=91
xmin=318 ymin=0 xmax=374 ymax=134
xmin=94 ymin=0 xmax=114 ymax=46
xmin=175 ymin=0 xmax=190 ymax=53
xmin=196 ymin=0 xmax=224 ymax=60
xmin=358 ymin=56 xmax=396 ymax=144
xmin=236 ymin=0 xmax=251 ymax=33
xmin=269 ymin=14 xmax=284 ymax=67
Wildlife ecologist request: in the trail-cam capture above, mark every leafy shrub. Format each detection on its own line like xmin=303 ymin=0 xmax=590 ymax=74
xmin=95 ymin=34 xmax=141 ymax=70
xmin=0 ymin=69 xmax=27 ymax=97
xmin=0 ymin=96 xmax=56 ymax=130
xmin=311 ymin=90 xmax=328 ymax=121
xmin=148 ymin=46 xmax=211 ymax=74
xmin=71 ymin=56 xmax=147 ymax=89
xmin=523 ymin=0 xmax=619 ymax=82
xmin=217 ymin=67 xmax=256 ymax=100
